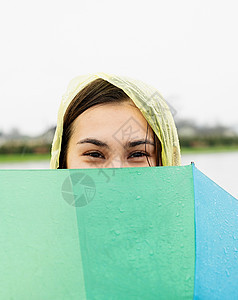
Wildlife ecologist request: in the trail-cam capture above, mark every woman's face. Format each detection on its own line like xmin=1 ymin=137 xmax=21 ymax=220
xmin=66 ymin=101 xmax=157 ymax=169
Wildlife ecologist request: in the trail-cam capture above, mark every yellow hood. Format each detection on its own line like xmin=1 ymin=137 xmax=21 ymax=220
xmin=50 ymin=72 xmax=181 ymax=169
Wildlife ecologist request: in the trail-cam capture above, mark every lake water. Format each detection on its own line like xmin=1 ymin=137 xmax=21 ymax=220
xmin=0 ymin=152 xmax=237 ymax=199
xmin=181 ymin=151 xmax=238 ymax=199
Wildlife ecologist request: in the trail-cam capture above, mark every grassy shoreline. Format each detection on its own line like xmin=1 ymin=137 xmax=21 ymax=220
xmin=0 ymin=146 xmax=238 ymax=163
xmin=0 ymin=153 xmax=51 ymax=163
xmin=181 ymin=146 xmax=238 ymax=154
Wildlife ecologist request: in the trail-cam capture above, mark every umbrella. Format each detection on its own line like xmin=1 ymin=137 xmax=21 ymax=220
xmin=0 ymin=163 xmax=237 ymax=299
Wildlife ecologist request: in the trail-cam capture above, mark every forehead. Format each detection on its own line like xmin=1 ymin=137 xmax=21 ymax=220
xmin=71 ymin=101 xmax=151 ymax=140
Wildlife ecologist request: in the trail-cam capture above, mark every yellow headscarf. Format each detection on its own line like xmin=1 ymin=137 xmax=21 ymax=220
xmin=50 ymin=72 xmax=181 ymax=169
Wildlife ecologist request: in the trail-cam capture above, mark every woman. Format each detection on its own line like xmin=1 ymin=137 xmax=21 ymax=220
xmin=50 ymin=72 xmax=181 ymax=169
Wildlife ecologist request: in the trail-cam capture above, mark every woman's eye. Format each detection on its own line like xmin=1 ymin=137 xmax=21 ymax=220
xmin=83 ymin=152 xmax=104 ymax=158
xmin=129 ymin=151 xmax=150 ymax=158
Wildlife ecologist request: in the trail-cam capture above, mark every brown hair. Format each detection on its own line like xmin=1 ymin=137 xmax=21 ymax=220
xmin=58 ymin=78 xmax=162 ymax=168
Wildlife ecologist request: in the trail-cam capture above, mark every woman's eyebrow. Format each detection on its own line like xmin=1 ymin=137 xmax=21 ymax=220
xmin=128 ymin=140 xmax=155 ymax=147
xmin=77 ymin=138 xmax=155 ymax=148
xmin=77 ymin=138 xmax=109 ymax=148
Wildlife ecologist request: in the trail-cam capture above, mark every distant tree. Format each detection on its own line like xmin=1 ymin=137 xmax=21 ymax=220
xmin=9 ymin=128 xmax=21 ymax=138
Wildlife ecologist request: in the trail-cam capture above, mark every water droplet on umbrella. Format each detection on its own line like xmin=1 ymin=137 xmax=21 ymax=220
xmin=185 ymin=275 xmax=191 ymax=282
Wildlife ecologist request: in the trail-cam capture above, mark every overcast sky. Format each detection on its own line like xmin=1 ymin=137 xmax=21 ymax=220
xmin=0 ymin=0 xmax=238 ymax=136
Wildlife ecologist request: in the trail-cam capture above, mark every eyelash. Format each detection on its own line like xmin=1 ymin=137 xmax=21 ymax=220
xmin=83 ymin=151 xmax=150 ymax=159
